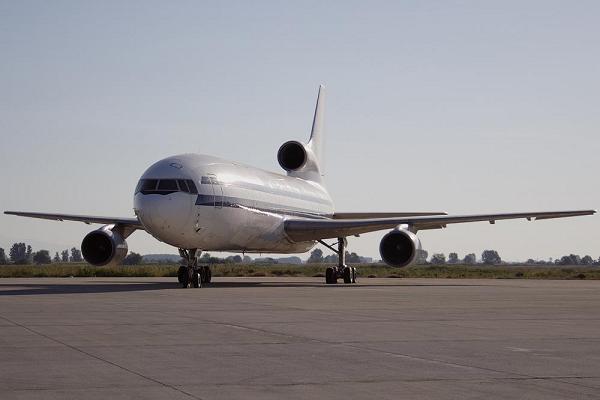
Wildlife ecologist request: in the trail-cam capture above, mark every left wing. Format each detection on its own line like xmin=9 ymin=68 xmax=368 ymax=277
xmin=285 ymin=210 xmax=596 ymax=242
xmin=4 ymin=211 xmax=144 ymax=236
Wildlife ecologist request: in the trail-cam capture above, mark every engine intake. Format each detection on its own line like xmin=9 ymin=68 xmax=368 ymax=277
xmin=277 ymin=141 xmax=307 ymax=171
xmin=81 ymin=227 xmax=128 ymax=266
xmin=379 ymin=229 xmax=421 ymax=267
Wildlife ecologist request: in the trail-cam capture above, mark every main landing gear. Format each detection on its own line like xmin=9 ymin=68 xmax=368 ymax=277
xmin=320 ymin=238 xmax=357 ymax=285
xmin=177 ymin=249 xmax=212 ymax=288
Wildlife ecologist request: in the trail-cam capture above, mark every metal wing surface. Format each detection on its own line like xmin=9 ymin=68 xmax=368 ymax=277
xmin=4 ymin=211 xmax=144 ymax=230
xmin=285 ymin=210 xmax=596 ymax=242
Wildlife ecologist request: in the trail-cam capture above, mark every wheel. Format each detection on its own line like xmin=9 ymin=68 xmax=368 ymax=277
xmin=199 ymin=267 xmax=207 ymax=284
xmin=325 ymin=267 xmax=336 ymax=284
xmin=180 ymin=268 xmax=190 ymax=288
xmin=192 ymin=270 xmax=201 ymax=288
xmin=351 ymin=267 xmax=357 ymax=283
xmin=343 ymin=266 xmax=352 ymax=284
xmin=177 ymin=266 xmax=187 ymax=284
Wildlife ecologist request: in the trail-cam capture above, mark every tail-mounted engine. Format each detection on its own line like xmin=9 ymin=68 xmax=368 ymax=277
xmin=277 ymin=141 xmax=308 ymax=171
xmin=81 ymin=225 xmax=128 ymax=266
xmin=277 ymin=140 xmax=322 ymax=182
xmin=379 ymin=229 xmax=421 ymax=267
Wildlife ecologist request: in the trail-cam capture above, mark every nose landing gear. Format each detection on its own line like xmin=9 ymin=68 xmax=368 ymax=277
xmin=177 ymin=249 xmax=212 ymax=288
xmin=320 ymin=238 xmax=357 ymax=285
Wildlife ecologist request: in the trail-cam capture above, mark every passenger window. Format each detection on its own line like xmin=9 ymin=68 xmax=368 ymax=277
xmin=158 ymin=180 xmax=178 ymax=191
xmin=177 ymin=180 xmax=189 ymax=193
xmin=186 ymin=179 xmax=198 ymax=194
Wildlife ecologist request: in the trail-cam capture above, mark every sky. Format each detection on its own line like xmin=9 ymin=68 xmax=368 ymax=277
xmin=1 ymin=0 xmax=598 ymax=262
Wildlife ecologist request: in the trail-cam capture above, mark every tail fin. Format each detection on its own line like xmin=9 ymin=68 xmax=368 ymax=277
xmin=307 ymin=85 xmax=325 ymax=165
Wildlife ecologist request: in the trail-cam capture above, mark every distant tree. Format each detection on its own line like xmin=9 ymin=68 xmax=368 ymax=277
xmin=70 ymin=247 xmax=83 ymax=262
xmin=346 ymin=251 xmax=361 ymax=264
xmin=580 ymin=255 xmax=594 ymax=265
xmin=225 ymin=255 xmax=243 ymax=263
xmin=463 ymin=253 xmax=476 ymax=264
xmin=0 ymin=248 xmax=7 ymax=265
xmin=242 ymin=255 xmax=253 ymax=264
xmin=481 ymin=250 xmax=501 ymax=265
xmin=323 ymin=254 xmax=338 ymax=263
xmin=33 ymin=250 xmax=51 ymax=264
xmin=448 ymin=253 xmax=459 ymax=264
xmin=430 ymin=253 xmax=446 ymax=264
xmin=53 ymin=252 xmax=61 ymax=263
xmin=594 ymin=257 xmax=600 ymax=266
xmin=26 ymin=245 xmax=33 ymax=263
xmin=307 ymin=248 xmax=324 ymax=264
xmin=526 ymin=259 xmax=536 ymax=265
xmin=199 ymin=253 xmax=211 ymax=262
xmin=61 ymin=249 xmax=70 ymax=263
xmin=558 ymin=254 xmax=581 ymax=265
xmin=416 ymin=249 xmax=428 ymax=264
xmin=10 ymin=243 xmax=28 ymax=264
xmin=122 ymin=252 xmax=143 ymax=265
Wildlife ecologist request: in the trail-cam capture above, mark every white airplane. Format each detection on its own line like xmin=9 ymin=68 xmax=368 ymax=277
xmin=5 ymin=86 xmax=596 ymax=287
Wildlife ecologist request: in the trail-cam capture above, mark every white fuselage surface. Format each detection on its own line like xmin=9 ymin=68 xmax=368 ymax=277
xmin=134 ymin=153 xmax=334 ymax=253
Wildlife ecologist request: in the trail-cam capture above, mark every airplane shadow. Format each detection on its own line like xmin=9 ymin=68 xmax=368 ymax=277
xmin=0 ymin=280 xmax=489 ymax=296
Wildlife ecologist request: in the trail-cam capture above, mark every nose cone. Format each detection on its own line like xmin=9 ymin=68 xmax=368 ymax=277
xmin=135 ymin=192 xmax=192 ymax=235
xmin=133 ymin=155 xmax=196 ymax=243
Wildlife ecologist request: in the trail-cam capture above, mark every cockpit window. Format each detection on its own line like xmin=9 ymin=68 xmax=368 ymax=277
xmin=177 ymin=180 xmax=189 ymax=193
xmin=136 ymin=179 xmax=196 ymax=195
xmin=186 ymin=179 xmax=198 ymax=194
xmin=135 ymin=179 xmax=158 ymax=194
xmin=157 ymin=179 xmax=178 ymax=191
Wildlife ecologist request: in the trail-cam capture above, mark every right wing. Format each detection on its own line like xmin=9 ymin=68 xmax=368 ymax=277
xmin=285 ymin=210 xmax=596 ymax=242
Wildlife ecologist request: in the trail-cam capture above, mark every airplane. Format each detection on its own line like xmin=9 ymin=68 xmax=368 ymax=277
xmin=4 ymin=86 xmax=596 ymax=287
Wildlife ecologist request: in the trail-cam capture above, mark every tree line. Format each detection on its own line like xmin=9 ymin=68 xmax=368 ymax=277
xmin=0 ymin=243 xmax=82 ymax=265
xmin=423 ymin=250 xmax=600 ymax=266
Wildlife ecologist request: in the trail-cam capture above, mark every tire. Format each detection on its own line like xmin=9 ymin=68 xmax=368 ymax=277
xmin=180 ymin=268 xmax=190 ymax=288
xmin=206 ymin=267 xmax=212 ymax=283
xmin=351 ymin=267 xmax=357 ymax=283
xmin=177 ymin=266 xmax=187 ymax=284
xmin=343 ymin=267 xmax=352 ymax=284
xmin=325 ymin=267 xmax=336 ymax=284
xmin=192 ymin=271 xmax=200 ymax=288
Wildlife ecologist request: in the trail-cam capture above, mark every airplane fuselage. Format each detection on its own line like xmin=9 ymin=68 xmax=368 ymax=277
xmin=134 ymin=153 xmax=334 ymax=253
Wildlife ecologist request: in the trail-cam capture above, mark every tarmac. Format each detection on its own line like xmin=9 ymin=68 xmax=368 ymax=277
xmin=0 ymin=277 xmax=599 ymax=399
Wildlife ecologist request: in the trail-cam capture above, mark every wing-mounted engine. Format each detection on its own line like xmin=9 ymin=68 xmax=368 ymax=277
xmin=379 ymin=228 xmax=421 ymax=267
xmin=81 ymin=225 xmax=129 ymax=266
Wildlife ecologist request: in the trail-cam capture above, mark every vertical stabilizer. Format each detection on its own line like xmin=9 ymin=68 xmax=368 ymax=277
xmin=277 ymin=85 xmax=326 ymax=184
xmin=307 ymin=85 xmax=325 ymax=165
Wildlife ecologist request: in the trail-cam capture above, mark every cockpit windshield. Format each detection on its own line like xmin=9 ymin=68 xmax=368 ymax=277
xmin=135 ymin=179 xmax=198 ymax=195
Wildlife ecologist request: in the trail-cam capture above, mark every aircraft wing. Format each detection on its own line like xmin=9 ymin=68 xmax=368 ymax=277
xmin=333 ymin=212 xmax=447 ymax=219
xmin=285 ymin=210 xmax=596 ymax=242
xmin=4 ymin=211 xmax=144 ymax=235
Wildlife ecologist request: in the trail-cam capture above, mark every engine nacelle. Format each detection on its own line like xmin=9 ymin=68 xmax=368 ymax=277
xmin=379 ymin=229 xmax=421 ymax=267
xmin=81 ymin=226 xmax=128 ymax=266
xmin=277 ymin=140 xmax=308 ymax=171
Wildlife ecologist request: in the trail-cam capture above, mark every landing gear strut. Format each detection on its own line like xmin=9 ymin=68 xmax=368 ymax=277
xmin=177 ymin=249 xmax=212 ymax=288
xmin=320 ymin=238 xmax=357 ymax=285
